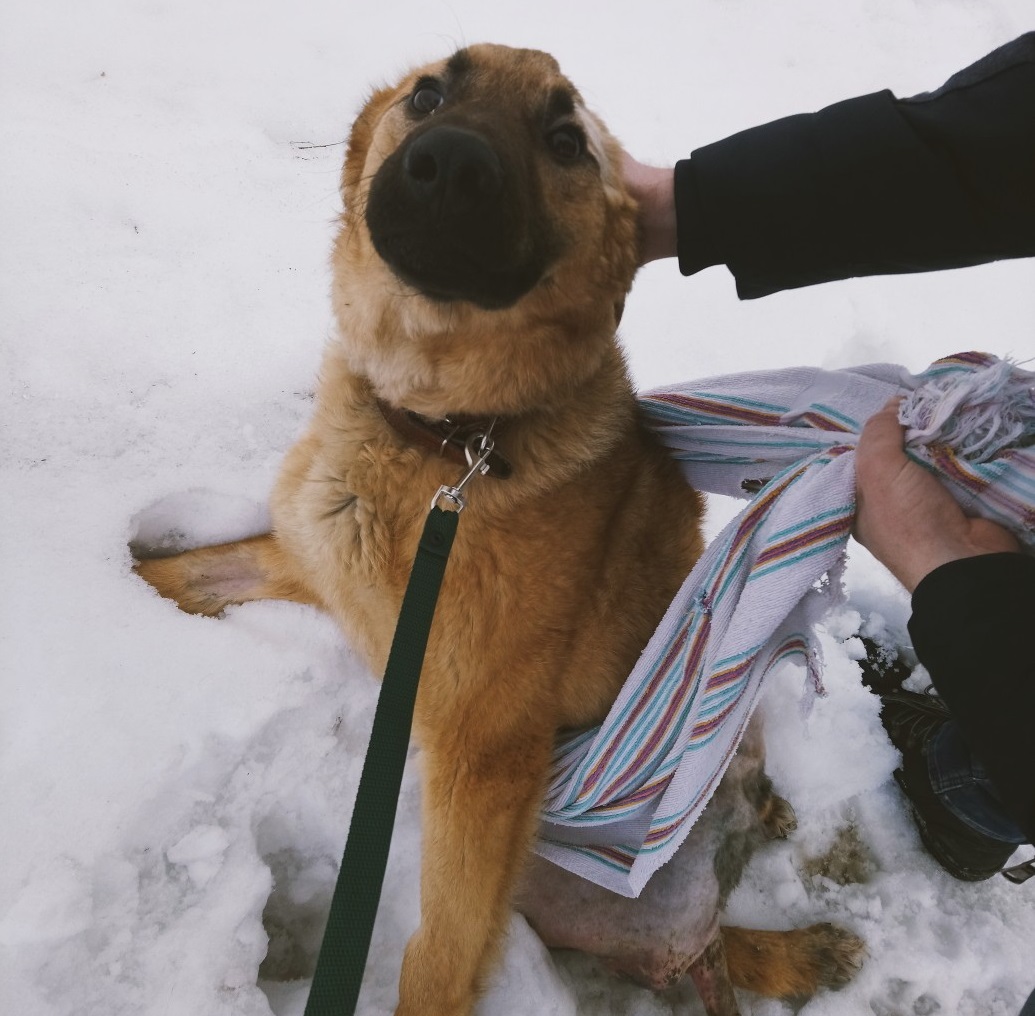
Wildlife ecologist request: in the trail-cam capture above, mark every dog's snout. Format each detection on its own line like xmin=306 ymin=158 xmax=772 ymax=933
xmin=403 ymin=127 xmax=503 ymax=207
xmin=366 ymin=109 xmax=554 ymax=308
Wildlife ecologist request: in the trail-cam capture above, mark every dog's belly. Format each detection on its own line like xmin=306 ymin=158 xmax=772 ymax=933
xmin=515 ymin=716 xmax=773 ymax=992
xmin=516 ymin=819 xmax=722 ymax=972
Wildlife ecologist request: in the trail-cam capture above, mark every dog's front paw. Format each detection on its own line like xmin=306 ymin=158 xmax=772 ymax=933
xmin=396 ymin=931 xmax=477 ymax=1016
xmin=395 ymin=1007 xmax=467 ymax=1016
xmin=395 ymin=997 xmax=470 ymax=1016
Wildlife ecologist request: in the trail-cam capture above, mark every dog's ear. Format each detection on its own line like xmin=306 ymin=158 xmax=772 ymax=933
xmin=341 ymin=84 xmax=398 ymax=203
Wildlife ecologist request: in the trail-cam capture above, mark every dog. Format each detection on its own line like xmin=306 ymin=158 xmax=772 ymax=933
xmin=136 ymin=44 xmax=864 ymax=1016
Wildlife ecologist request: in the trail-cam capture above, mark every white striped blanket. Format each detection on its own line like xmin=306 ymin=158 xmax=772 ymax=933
xmin=537 ymin=352 xmax=1035 ymax=897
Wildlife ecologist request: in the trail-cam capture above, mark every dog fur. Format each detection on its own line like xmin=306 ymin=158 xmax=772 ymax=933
xmin=136 ymin=44 xmax=863 ymax=1015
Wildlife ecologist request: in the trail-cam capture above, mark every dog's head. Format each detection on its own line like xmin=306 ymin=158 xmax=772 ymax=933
xmin=332 ymin=44 xmax=640 ymax=416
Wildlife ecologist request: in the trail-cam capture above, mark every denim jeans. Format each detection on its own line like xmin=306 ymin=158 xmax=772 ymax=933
xmin=927 ymin=721 xmax=1028 ymax=844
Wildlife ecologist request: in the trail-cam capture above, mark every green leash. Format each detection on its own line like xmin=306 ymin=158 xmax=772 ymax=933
xmin=304 ymin=428 xmax=497 ymax=1016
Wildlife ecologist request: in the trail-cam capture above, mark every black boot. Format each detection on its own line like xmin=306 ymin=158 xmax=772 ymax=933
xmin=880 ymin=689 xmax=1017 ymax=882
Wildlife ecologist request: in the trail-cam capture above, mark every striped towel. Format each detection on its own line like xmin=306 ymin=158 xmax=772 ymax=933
xmin=537 ymin=352 xmax=1035 ymax=897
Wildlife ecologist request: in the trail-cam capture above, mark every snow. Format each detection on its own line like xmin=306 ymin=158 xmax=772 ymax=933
xmin=1 ymin=1 xmax=1033 ymax=1014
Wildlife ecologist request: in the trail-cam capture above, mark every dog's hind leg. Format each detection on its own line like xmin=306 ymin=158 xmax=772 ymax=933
xmin=721 ymin=923 xmax=865 ymax=1000
xmin=134 ymin=535 xmax=320 ymax=616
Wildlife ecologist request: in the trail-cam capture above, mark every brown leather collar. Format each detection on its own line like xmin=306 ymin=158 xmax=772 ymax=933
xmin=376 ymin=399 xmax=513 ymax=479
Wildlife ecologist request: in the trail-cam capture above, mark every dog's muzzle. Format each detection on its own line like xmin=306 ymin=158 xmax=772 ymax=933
xmin=366 ymin=124 xmax=554 ymax=309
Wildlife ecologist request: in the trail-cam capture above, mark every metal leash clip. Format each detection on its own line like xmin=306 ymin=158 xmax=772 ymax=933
xmin=431 ymin=424 xmax=497 ymax=513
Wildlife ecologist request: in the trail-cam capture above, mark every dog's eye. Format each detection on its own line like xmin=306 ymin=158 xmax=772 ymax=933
xmin=411 ymin=83 xmax=444 ymax=115
xmin=547 ymin=125 xmax=584 ymax=161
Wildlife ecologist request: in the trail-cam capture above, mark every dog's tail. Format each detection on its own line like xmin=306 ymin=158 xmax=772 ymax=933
xmin=720 ymin=923 xmax=864 ymax=998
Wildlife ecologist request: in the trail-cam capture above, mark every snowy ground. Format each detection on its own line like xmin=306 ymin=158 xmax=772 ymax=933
xmin=2 ymin=1 xmax=1033 ymax=1014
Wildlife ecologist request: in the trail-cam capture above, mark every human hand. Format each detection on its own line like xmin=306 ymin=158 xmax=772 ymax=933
xmin=620 ymin=151 xmax=678 ymax=265
xmin=853 ymin=398 xmax=1021 ymax=592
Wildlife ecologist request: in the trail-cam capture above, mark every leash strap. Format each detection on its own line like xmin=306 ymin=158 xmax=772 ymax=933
xmin=304 ymin=505 xmax=459 ymax=1016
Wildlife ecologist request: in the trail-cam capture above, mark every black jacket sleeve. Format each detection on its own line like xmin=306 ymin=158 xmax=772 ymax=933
xmin=907 ymin=553 xmax=1035 ymax=842
xmin=674 ymin=33 xmax=1035 ymax=298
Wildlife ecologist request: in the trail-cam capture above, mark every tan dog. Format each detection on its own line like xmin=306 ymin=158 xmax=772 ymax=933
xmin=136 ymin=44 xmax=863 ymax=1016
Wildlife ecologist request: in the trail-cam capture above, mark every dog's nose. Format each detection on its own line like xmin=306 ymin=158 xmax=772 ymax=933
xmin=403 ymin=127 xmax=503 ymax=209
